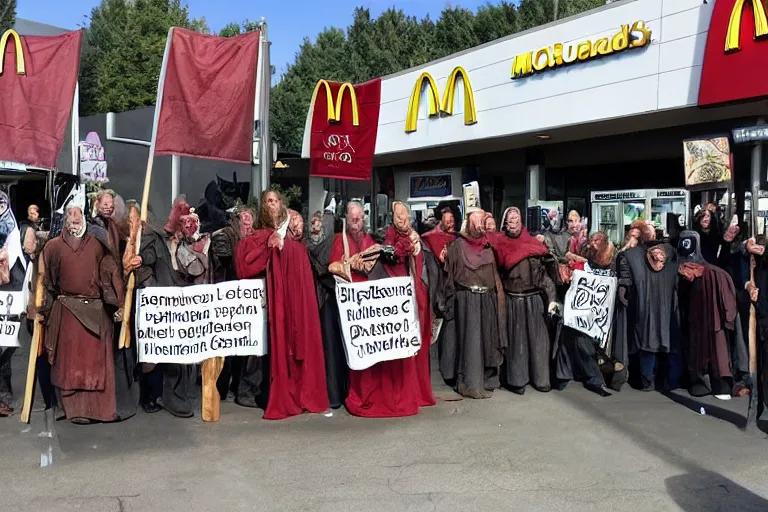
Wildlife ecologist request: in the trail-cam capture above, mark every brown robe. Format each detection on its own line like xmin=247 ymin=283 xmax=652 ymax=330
xmin=41 ymin=231 xmax=119 ymax=422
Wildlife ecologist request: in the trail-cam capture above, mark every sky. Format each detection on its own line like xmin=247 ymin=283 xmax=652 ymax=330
xmin=18 ymin=0 xmax=490 ymax=78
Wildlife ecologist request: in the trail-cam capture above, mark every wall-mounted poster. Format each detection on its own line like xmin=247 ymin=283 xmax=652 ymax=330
xmin=409 ymin=171 xmax=453 ymax=198
xmin=79 ymin=131 xmax=108 ymax=182
xmin=682 ymin=136 xmax=731 ymax=187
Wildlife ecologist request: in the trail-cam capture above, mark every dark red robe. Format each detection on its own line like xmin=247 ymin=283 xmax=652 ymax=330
xmin=421 ymin=228 xmax=456 ymax=259
xmin=42 ymin=232 xmax=117 ymax=422
xmin=236 ymin=229 xmax=330 ymax=420
xmin=332 ymin=231 xmax=434 ymax=418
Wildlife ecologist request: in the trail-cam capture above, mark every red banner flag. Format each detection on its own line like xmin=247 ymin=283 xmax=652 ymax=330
xmin=154 ymin=28 xmax=260 ymax=163
xmin=0 ymin=29 xmax=82 ymax=170
xmin=308 ymin=78 xmax=381 ymax=181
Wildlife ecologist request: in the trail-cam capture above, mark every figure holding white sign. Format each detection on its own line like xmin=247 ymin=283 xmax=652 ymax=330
xmin=236 ymin=193 xmax=329 ymax=420
xmin=331 ymin=202 xmax=433 ymax=418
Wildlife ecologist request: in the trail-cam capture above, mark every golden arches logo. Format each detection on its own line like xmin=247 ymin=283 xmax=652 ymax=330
xmin=0 ymin=29 xmax=25 ymax=76
xmin=724 ymin=0 xmax=768 ymax=52
xmin=405 ymin=66 xmax=477 ymax=133
xmin=310 ymin=80 xmax=359 ymax=126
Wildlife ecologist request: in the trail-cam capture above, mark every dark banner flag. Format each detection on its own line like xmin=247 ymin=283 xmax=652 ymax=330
xmin=0 ymin=29 xmax=82 ymax=170
xmin=307 ymin=78 xmax=381 ymax=181
xmin=154 ymin=28 xmax=260 ymax=164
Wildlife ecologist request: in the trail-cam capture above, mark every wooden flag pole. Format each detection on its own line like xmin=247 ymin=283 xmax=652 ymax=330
xmin=118 ymin=27 xmax=175 ymax=350
xmin=20 ymin=256 xmax=46 ymax=423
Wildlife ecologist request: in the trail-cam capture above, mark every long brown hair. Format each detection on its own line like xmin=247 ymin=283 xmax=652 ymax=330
xmin=258 ymin=189 xmax=288 ymax=229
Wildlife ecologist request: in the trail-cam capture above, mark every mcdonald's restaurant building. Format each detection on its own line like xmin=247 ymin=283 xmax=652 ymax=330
xmin=304 ymin=0 xmax=768 ymax=239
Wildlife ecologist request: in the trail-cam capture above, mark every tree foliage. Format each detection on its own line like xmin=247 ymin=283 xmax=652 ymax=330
xmin=77 ymin=0 xmax=606 ymax=151
xmin=270 ymin=0 xmax=605 ymax=152
xmin=0 ymin=0 xmax=16 ymax=33
xmin=79 ymin=0 xmax=207 ymax=116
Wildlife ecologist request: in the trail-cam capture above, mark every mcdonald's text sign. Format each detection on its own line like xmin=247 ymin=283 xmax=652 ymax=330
xmin=405 ymin=66 xmax=477 ymax=133
xmin=308 ymin=78 xmax=381 ymax=181
xmin=699 ymin=0 xmax=768 ymax=106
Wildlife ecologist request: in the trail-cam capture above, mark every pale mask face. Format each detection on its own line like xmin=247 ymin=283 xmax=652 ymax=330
xmin=66 ymin=207 xmax=84 ymax=236
xmin=265 ymin=191 xmax=281 ymax=223
xmin=310 ymin=216 xmax=322 ymax=235
xmin=467 ymin=211 xmax=486 ymax=239
xmin=347 ymin=205 xmax=364 ymax=235
xmin=699 ymin=211 xmax=711 ymax=230
xmin=97 ymin=194 xmax=115 ymax=218
xmin=239 ymin=209 xmax=254 ymax=238
xmin=442 ymin=212 xmax=455 ymax=232
xmin=288 ymin=210 xmax=304 ymax=240
xmin=567 ymin=211 xmax=581 ymax=235
xmin=28 ymin=205 xmax=39 ymax=223
xmin=393 ymin=203 xmax=411 ymax=234
xmin=485 ymin=216 xmax=497 ymax=233
xmin=505 ymin=209 xmax=522 ymax=236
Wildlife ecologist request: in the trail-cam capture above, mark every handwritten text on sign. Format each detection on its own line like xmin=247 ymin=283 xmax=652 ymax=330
xmin=136 ymin=279 xmax=268 ymax=364
xmin=335 ymin=276 xmax=421 ymax=371
xmin=564 ymin=270 xmax=617 ymax=348
xmin=0 ymin=320 xmax=20 ymax=347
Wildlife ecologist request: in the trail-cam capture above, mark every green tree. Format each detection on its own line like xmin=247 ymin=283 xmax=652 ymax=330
xmin=79 ymin=0 xmax=207 ymax=116
xmin=0 ymin=0 xmax=16 ymax=33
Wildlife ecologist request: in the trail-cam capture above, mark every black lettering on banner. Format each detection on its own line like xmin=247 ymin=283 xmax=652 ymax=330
xmin=140 ymin=292 xmax=214 ymax=308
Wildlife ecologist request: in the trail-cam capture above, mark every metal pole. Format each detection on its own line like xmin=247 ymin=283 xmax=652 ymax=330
xmin=553 ymin=0 xmax=559 ymax=21
xmin=258 ymin=19 xmax=272 ymax=192
xmin=171 ymin=155 xmax=180 ymax=201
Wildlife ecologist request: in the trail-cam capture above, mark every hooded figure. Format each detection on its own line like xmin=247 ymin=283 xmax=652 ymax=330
xmin=210 ymin=205 xmax=266 ymax=408
xmin=677 ymin=230 xmax=749 ymax=399
xmin=443 ymin=211 xmax=507 ymax=398
xmin=554 ymin=232 xmax=625 ymax=396
xmin=618 ymin=235 xmax=681 ymax=391
xmin=487 ymin=207 xmax=557 ymax=394
xmin=134 ymin=197 xmax=197 ymax=417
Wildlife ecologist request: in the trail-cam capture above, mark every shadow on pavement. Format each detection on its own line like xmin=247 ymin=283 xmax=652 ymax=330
xmin=665 ymin=470 xmax=768 ymax=512
xmin=661 ymin=390 xmax=768 ymax=434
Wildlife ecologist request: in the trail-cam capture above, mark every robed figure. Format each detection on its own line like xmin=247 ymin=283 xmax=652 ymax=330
xmin=235 ymin=191 xmax=330 ymax=420
xmin=40 ymin=205 xmax=128 ymax=424
xmin=329 ymin=202 xmax=432 ymax=417
xmin=677 ymin=231 xmax=749 ymax=399
xmin=421 ymin=207 xmax=458 ymax=383
xmin=133 ymin=198 xmax=197 ymax=417
xmin=444 ymin=211 xmax=507 ymax=399
xmin=619 ymin=239 xmax=681 ymax=391
xmin=379 ymin=202 xmax=435 ymax=409
xmin=210 ymin=206 xmax=265 ymax=408
xmin=488 ymin=207 xmax=556 ymax=394
xmin=554 ymin=232 xmax=624 ymax=396
xmin=307 ymin=208 xmax=349 ymax=409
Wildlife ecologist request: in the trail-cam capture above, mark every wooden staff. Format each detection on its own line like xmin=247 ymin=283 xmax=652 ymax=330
xmin=201 ymin=357 xmax=224 ymax=422
xmin=20 ymin=255 xmax=46 ymax=424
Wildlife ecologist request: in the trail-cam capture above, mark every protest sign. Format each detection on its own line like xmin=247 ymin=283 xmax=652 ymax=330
xmin=136 ymin=279 xmax=268 ymax=364
xmin=0 ymin=319 xmax=20 ymax=347
xmin=335 ymin=276 xmax=422 ymax=371
xmin=564 ymin=270 xmax=617 ymax=348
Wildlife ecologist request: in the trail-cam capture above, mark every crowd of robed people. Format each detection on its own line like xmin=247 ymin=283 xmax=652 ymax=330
xmin=2 ymin=188 xmax=767 ymax=423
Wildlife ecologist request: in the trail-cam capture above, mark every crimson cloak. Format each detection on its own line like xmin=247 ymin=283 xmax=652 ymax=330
xmin=236 ymin=229 xmax=330 ymax=419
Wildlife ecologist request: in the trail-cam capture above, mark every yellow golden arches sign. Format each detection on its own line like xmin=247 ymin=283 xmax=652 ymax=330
xmin=310 ymin=79 xmax=360 ymax=126
xmin=0 ymin=29 xmax=25 ymax=76
xmin=725 ymin=0 xmax=768 ymax=52
xmin=405 ymin=66 xmax=478 ymax=133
